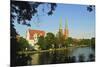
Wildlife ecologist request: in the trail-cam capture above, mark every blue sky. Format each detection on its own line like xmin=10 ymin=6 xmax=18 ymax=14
xmin=14 ymin=3 xmax=95 ymax=39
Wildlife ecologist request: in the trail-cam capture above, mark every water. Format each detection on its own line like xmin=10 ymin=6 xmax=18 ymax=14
xmin=29 ymin=47 xmax=95 ymax=65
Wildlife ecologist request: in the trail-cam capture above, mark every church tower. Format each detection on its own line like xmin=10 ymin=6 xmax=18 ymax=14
xmin=58 ymin=17 xmax=69 ymax=41
xmin=59 ymin=18 xmax=63 ymax=35
xmin=64 ymin=18 xmax=69 ymax=39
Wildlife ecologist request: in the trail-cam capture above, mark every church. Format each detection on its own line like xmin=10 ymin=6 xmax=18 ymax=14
xmin=26 ymin=18 xmax=69 ymax=50
xmin=58 ymin=18 xmax=69 ymax=40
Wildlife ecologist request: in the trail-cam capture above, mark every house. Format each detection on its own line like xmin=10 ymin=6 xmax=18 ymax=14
xmin=26 ymin=28 xmax=45 ymax=50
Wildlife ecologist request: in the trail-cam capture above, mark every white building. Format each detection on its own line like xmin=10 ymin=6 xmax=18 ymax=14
xmin=26 ymin=28 xmax=45 ymax=50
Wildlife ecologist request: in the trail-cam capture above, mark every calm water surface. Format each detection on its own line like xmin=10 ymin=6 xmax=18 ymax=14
xmin=30 ymin=47 xmax=95 ymax=65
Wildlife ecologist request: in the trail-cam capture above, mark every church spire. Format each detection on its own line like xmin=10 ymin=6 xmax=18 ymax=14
xmin=65 ymin=18 xmax=68 ymax=29
xmin=59 ymin=17 xmax=63 ymax=38
xmin=64 ymin=17 xmax=69 ymax=39
xmin=59 ymin=17 xmax=62 ymax=29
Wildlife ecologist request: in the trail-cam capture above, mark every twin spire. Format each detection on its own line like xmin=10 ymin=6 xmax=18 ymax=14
xmin=59 ymin=18 xmax=68 ymax=30
xmin=59 ymin=17 xmax=69 ymax=39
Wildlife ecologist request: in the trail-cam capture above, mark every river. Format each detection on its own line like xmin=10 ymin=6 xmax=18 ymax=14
xmin=29 ymin=46 xmax=95 ymax=65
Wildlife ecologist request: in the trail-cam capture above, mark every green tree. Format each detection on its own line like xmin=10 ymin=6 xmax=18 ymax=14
xmin=45 ymin=32 xmax=55 ymax=49
xmin=18 ymin=37 xmax=29 ymax=51
xmin=54 ymin=37 xmax=60 ymax=48
xmin=65 ymin=37 xmax=73 ymax=47
xmin=91 ymin=38 xmax=95 ymax=45
xmin=37 ymin=36 xmax=47 ymax=50
xmin=79 ymin=39 xmax=91 ymax=46
xmin=91 ymin=37 xmax=95 ymax=49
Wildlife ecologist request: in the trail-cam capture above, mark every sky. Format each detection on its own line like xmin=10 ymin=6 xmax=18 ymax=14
xmin=14 ymin=2 xmax=95 ymax=39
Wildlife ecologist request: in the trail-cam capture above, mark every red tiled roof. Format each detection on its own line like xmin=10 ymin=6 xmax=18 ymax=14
xmin=28 ymin=29 xmax=45 ymax=40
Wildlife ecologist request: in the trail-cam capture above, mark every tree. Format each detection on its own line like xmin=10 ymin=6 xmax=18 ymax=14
xmin=45 ymin=32 xmax=55 ymax=49
xmin=87 ymin=5 xmax=95 ymax=12
xmin=54 ymin=37 xmax=60 ymax=48
xmin=91 ymin=37 xmax=95 ymax=49
xmin=18 ymin=37 xmax=30 ymax=51
xmin=78 ymin=39 xmax=91 ymax=46
xmin=11 ymin=0 xmax=57 ymax=26
xmin=37 ymin=36 xmax=46 ymax=50
xmin=91 ymin=37 xmax=95 ymax=45
xmin=65 ymin=37 xmax=73 ymax=47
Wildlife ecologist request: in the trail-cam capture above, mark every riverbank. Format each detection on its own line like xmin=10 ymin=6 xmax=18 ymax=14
xmin=18 ymin=45 xmax=89 ymax=54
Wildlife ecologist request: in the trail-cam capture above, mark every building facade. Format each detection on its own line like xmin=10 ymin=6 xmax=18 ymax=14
xmin=26 ymin=28 xmax=45 ymax=50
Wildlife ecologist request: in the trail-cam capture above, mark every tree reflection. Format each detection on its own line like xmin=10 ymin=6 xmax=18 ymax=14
xmin=88 ymin=53 xmax=95 ymax=62
xmin=15 ymin=54 xmax=32 ymax=66
xmin=78 ymin=54 xmax=85 ymax=62
xmin=18 ymin=47 xmax=95 ymax=65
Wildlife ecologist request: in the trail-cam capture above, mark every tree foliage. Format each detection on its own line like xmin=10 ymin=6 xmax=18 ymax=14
xmin=45 ymin=32 xmax=56 ymax=49
xmin=79 ymin=39 xmax=91 ymax=46
xmin=65 ymin=37 xmax=73 ymax=47
xmin=18 ymin=37 xmax=29 ymax=51
xmin=91 ymin=37 xmax=95 ymax=45
xmin=91 ymin=37 xmax=95 ymax=49
xmin=87 ymin=5 xmax=95 ymax=12
xmin=11 ymin=1 xmax=57 ymax=26
xmin=37 ymin=36 xmax=46 ymax=50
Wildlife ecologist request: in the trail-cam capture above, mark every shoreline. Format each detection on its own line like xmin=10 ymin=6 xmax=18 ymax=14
xmin=18 ymin=45 xmax=89 ymax=54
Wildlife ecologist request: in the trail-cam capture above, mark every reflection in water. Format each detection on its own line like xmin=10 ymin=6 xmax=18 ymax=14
xmin=15 ymin=54 xmax=32 ymax=66
xmin=29 ymin=47 xmax=95 ymax=65
xmin=31 ymin=53 xmax=39 ymax=65
xmin=16 ymin=47 xmax=95 ymax=66
xmin=70 ymin=47 xmax=95 ymax=62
